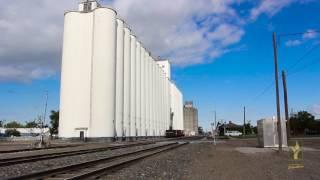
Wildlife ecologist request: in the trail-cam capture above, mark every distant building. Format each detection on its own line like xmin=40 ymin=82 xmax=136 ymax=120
xmin=183 ymin=101 xmax=198 ymax=136
xmin=0 ymin=128 xmax=50 ymax=137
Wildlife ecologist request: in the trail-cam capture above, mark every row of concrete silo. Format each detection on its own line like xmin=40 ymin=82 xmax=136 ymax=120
xmin=59 ymin=1 xmax=183 ymax=140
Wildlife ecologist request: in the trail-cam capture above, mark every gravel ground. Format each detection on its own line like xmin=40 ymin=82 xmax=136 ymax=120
xmin=103 ymin=138 xmax=320 ymax=180
xmin=0 ymin=142 xmax=173 ymax=178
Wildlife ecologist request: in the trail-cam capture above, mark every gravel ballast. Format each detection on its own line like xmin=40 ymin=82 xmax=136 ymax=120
xmin=0 ymin=142 xmax=172 ymax=178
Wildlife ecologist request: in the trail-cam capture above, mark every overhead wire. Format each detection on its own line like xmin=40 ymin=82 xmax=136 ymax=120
xmin=246 ymin=29 xmax=320 ymax=106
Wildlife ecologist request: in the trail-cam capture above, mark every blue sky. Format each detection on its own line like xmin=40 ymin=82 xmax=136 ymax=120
xmin=0 ymin=0 xmax=319 ymax=129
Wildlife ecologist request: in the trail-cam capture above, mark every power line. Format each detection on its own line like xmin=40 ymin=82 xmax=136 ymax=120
xmin=247 ymin=30 xmax=320 ymax=105
xmin=287 ymin=44 xmax=320 ymax=74
xmin=288 ymin=58 xmax=320 ymax=77
xmin=278 ymin=29 xmax=320 ymax=37
xmin=249 ymin=81 xmax=274 ymax=103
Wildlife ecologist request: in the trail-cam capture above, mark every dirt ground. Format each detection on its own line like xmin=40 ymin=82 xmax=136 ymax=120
xmin=105 ymin=137 xmax=320 ymax=180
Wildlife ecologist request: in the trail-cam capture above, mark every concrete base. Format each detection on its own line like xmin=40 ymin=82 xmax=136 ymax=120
xmin=59 ymin=136 xmax=165 ymax=143
xmin=59 ymin=137 xmax=115 ymax=143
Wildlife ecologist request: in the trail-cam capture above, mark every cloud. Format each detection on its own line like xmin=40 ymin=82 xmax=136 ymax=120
xmin=303 ymin=29 xmax=318 ymax=39
xmin=250 ymin=0 xmax=293 ymax=20
xmin=285 ymin=39 xmax=302 ymax=47
xmin=312 ymin=104 xmax=320 ymax=115
xmin=284 ymin=29 xmax=318 ymax=47
xmin=110 ymin=0 xmax=246 ymax=67
xmin=207 ymin=24 xmax=245 ymax=47
xmin=0 ymin=0 xmax=77 ymax=82
xmin=0 ymin=0 xmax=312 ymax=82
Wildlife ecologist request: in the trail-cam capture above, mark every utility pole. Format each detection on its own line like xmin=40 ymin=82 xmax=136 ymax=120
xmin=212 ymin=111 xmax=217 ymax=145
xmin=243 ymin=106 xmax=246 ymax=136
xmin=272 ymin=32 xmax=283 ymax=151
xmin=282 ymin=70 xmax=290 ymax=140
xmin=214 ymin=111 xmax=217 ymax=130
xmin=40 ymin=90 xmax=48 ymax=146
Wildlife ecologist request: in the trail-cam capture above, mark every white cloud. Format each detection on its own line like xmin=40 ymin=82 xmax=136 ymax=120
xmin=250 ymin=0 xmax=293 ymax=20
xmin=284 ymin=29 xmax=318 ymax=47
xmin=110 ymin=0 xmax=247 ymax=67
xmin=303 ymin=29 xmax=318 ymax=39
xmin=285 ymin=39 xmax=302 ymax=47
xmin=207 ymin=24 xmax=245 ymax=46
xmin=0 ymin=0 xmax=312 ymax=82
xmin=0 ymin=0 xmax=77 ymax=82
xmin=312 ymin=104 xmax=320 ymax=115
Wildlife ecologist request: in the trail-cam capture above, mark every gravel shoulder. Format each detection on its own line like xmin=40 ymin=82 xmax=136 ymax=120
xmin=103 ymin=138 xmax=320 ymax=180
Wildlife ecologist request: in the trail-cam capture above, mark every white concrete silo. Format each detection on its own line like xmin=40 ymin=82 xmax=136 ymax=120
xmin=59 ymin=11 xmax=93 ymax=138
xmin=151 ymin=61 xmax=156 ymax=136
xmin=161 ymin=70 xmax=166 ymax=135
xmin=161 ymin=71 xmax=165 ymax=132
xmin=144 ymin=53 xmax=150 ymax=136
xmin=170 ymin=82 xmax=184 ymax=131
xmin=59 ymin=7 xmax=117 ymax=139
xmin=144 ymin=50 xmax=150 ymax=136
xmin=140 ymin=47 xmax=146 ymax=137
xmin=150 ymin=59 xmax=155 ymax=136
xmin=135 ymin=41 xmax=141 ymax=137
xmin=90 ymin=8 xmax=117 ymax=138
xmin=129 ymin=35 xmax=136 ymax=138
xmin=157 ymin=68 xmax=164 ymax=135
xmin=147 ymin=56 xmax=152 ymax=136
xmin=115 ymin=18 xmax=124 ymax=138
xmin=166 ymin=78 xmax=170 ymax=130
xmin=123 ymin=27 xmax=131 ymax=137
xmin=156 ymin=65 xmax=161 ymax=136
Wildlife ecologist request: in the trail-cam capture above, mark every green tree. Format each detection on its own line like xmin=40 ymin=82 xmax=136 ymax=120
xmin=5 ymin=129 xmax=21 ymax=137
xmin=253 ymin=126 xmax=258 ymax=134
xmin=198 ymin=126 xmax=204 ymax=135
xmin=25 ymin=120 xmax=39 ymax=128
xmin=49 ymin=110 xmax=59 ymax=136
xmin=290 ymin=111 xmax=316 ymax=135
xmin=244 ymin=121 xmax=253 ymax=135
xmin=4 ymin=121 xmax=24 ymax=128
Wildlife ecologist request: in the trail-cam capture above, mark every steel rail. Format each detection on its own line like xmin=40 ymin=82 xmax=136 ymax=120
xmin=0 ymin=142 xmax=154 ymax=167
xmin=6 ymin=142 xmax=186 ymax=180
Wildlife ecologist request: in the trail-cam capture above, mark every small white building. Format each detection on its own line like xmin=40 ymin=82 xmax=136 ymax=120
xmin=257 ymin=118 xmax=287 ymax=148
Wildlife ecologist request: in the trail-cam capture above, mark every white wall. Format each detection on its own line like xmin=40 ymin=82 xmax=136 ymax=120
xmin=171 ymin=82 xmax=184 ymax=130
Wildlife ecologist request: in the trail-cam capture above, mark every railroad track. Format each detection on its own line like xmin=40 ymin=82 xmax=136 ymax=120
xmin=7 ymin=142 xmax=187 ymax=180
xmin=0 ymin=145 xmax=81 ymax=154
xmin=0 ymin=141 xmax=154 ymax=167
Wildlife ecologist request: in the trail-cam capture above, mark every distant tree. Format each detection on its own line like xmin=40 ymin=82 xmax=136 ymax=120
xmin=198 ymin=126 xmax=204 ymax=135
xmin=49 ymin=110 xmax=59 ymax=136
xmin=253 ymin=126 xmax=258 ymax=134
xmin=290 ymin=111 xmax=317 ymax=135
xmin=0 ymin=120 xmax=4 ymax=127
xmin=5 ymin=129 xmax=21 ymax=137
xmin=4 ymin=121 xmax=24 ymax=128
xmin=25 ymin=120 xmax=39 ymax=128
xmin=244 ymin=121 xmax=254 ymax=135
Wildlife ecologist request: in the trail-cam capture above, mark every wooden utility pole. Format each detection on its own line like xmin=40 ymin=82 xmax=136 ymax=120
xmin=214 ymin=111 xmax=217 ymax=130
xmin=282 ymin=70 xmax=290 ymax=139
xmin=272 ymin=32 xmax=283 ymax=151
xmin=243 ymin=106 xmax=246 ymax=136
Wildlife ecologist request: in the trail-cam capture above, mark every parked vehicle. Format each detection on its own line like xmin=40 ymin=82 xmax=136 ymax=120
xmin=225 ymin=131 xmax=242 ymax=136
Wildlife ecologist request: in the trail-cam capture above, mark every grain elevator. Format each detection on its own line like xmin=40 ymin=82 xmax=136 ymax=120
xmin=59 ymin=0 xmax=184 ymax=140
